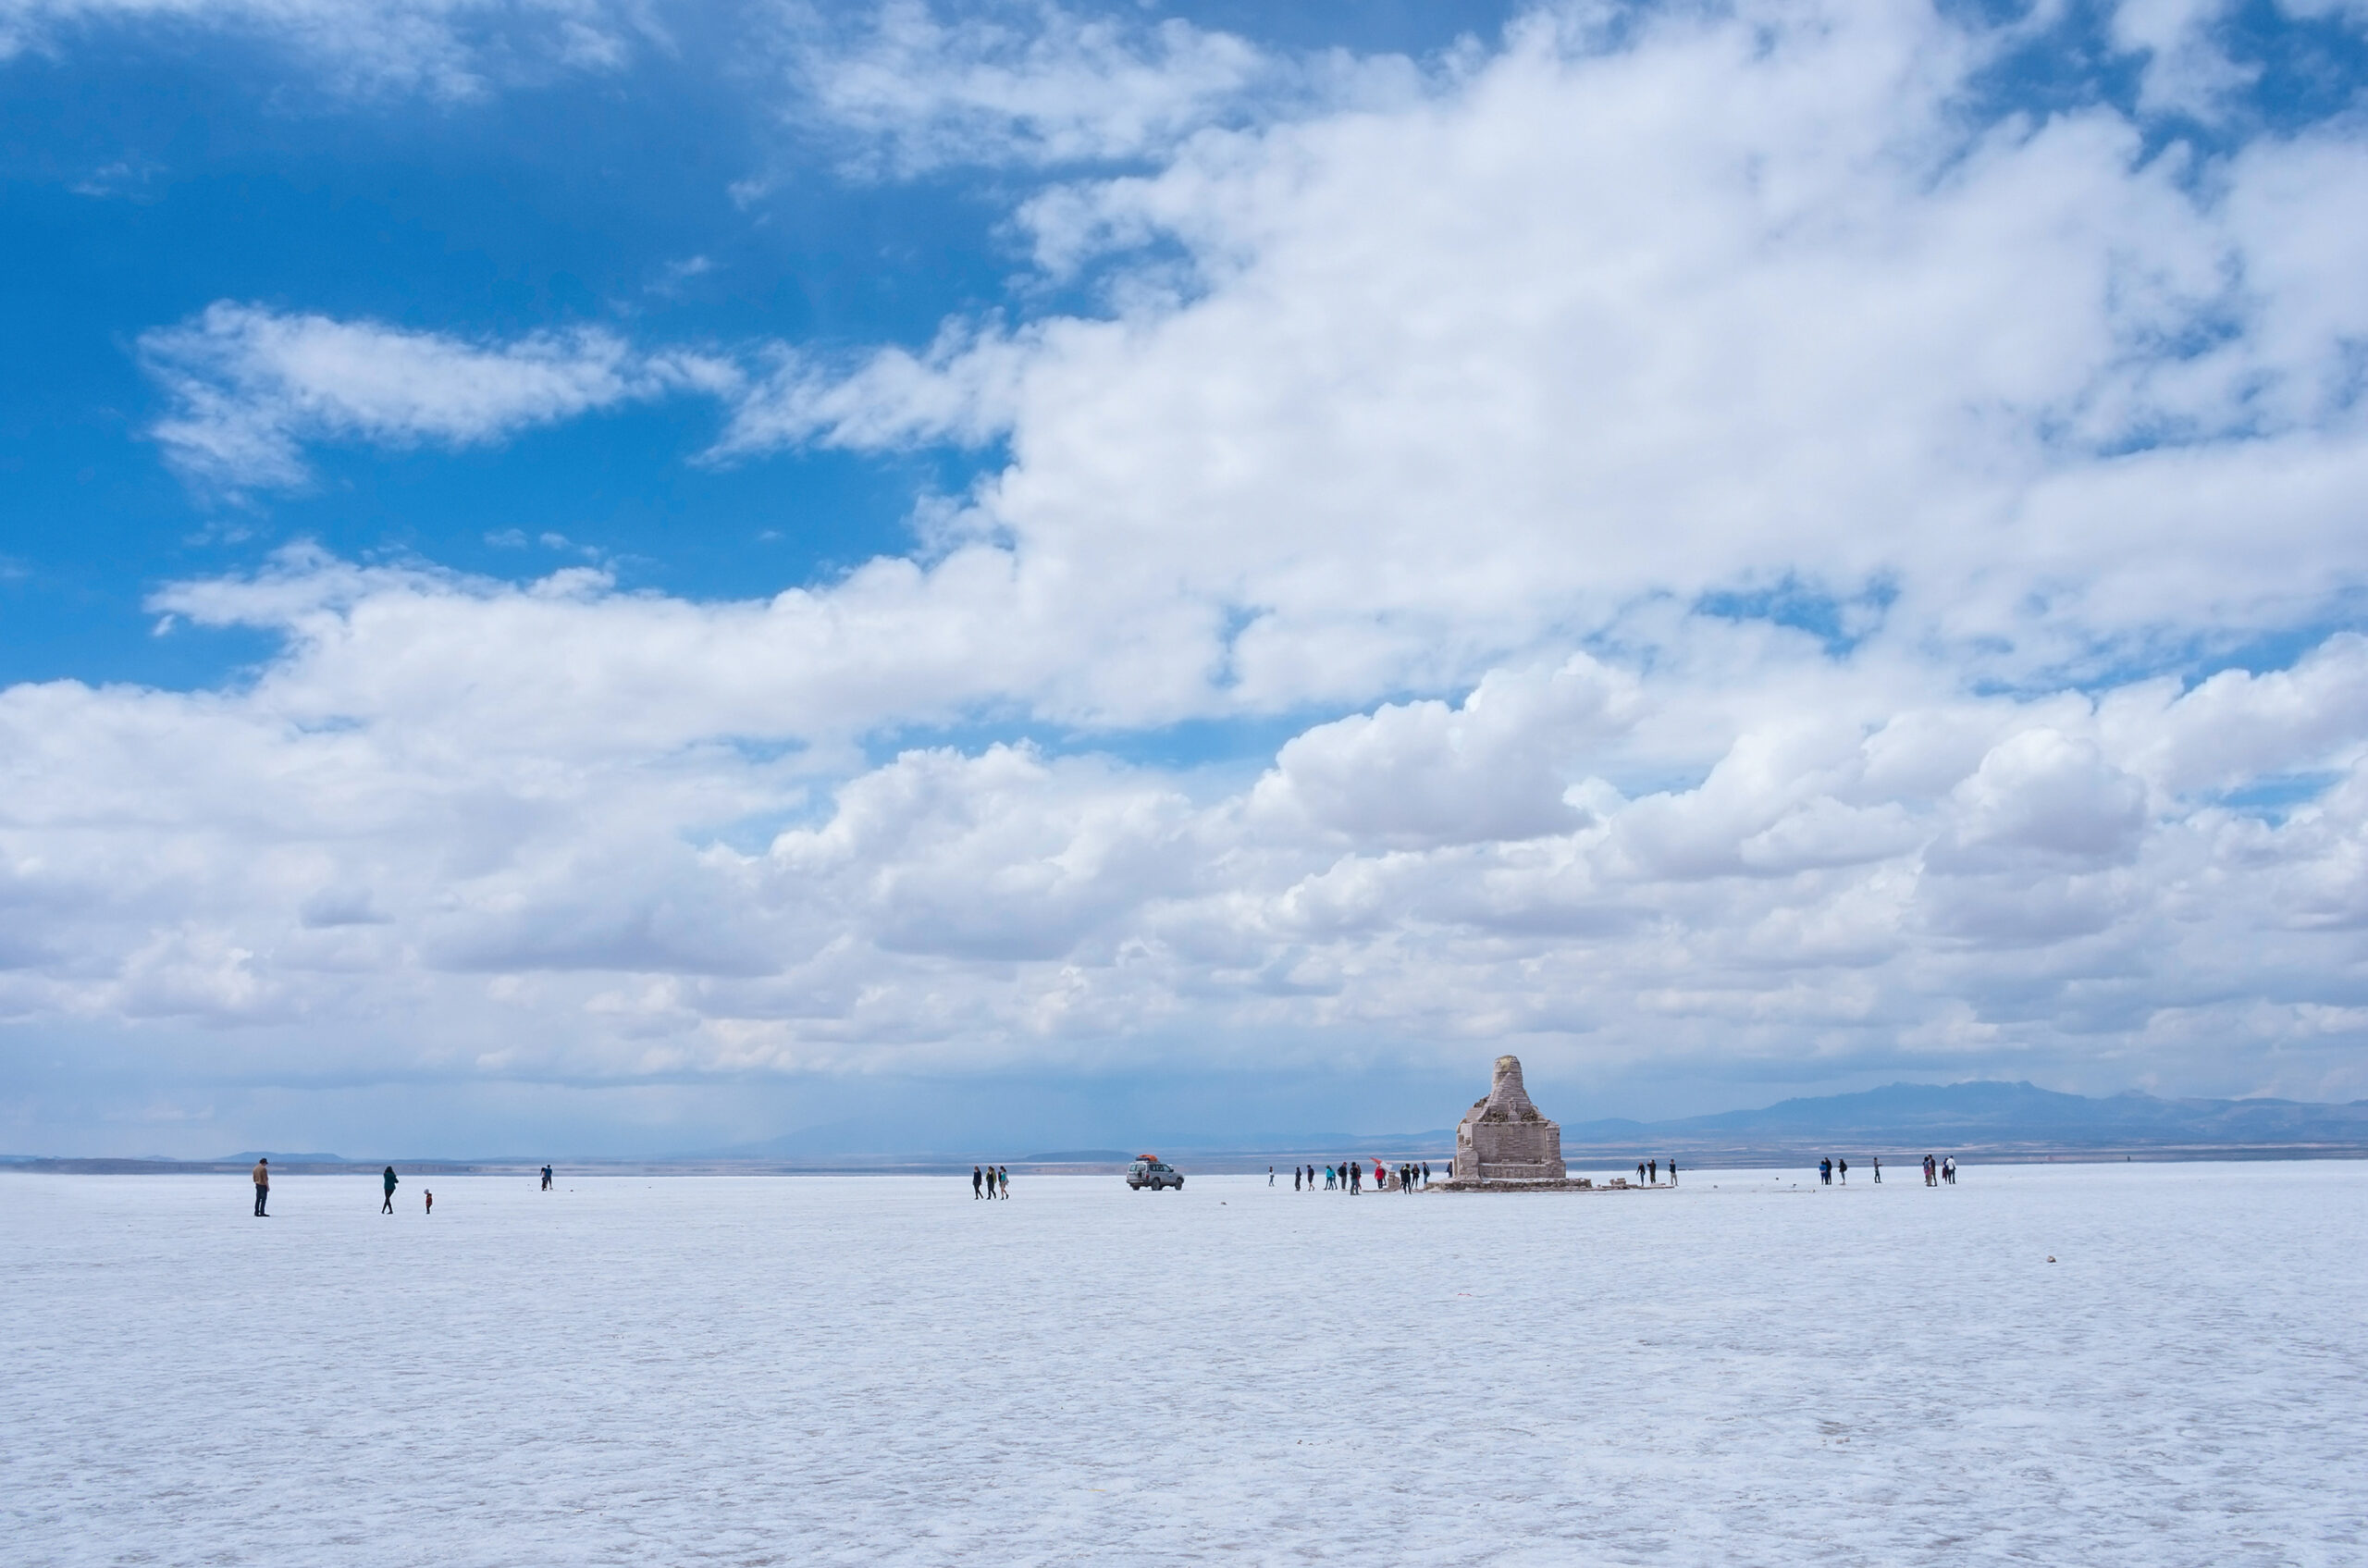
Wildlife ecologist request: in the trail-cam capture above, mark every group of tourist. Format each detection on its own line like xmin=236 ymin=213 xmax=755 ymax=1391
xmin=971 ymin=1165 xmax=1010 ymax=1199
xmin=247 ymin=1158 xmax=434 ymax=1216
xmin=1631 ymin=1158 xmax=1677 ymax=1186
xmin=1813 ymin=1154 xmax=1955 ymax=1184
xmin=1291 ymin=1160 xmax=1432 ymax=1192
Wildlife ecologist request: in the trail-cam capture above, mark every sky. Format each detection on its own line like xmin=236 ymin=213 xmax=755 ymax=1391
xmin=6 ymin=0 xmax=2368 ymax=1157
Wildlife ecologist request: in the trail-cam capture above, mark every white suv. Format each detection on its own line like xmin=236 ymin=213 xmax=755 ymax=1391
xmin=1127 ymin=1155 xmax=1184 ymax=1190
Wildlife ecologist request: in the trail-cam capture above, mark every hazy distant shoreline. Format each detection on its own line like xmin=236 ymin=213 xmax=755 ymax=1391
xmin=13 ymin=1078 xmax=2365 ymax=1173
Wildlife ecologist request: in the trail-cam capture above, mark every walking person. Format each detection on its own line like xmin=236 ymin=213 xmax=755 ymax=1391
xmin=381 ymin=1165 xmax=399 ymax=1214
xmin=1269 ymin=1167 xmax=1275 ymax=1187
xmin=252 ymin=1157 xmax=269 ymax=1216
xmin=1924 ymin=1154 xmax=1936 ymax=1186
xmin=424 ymin=1190 xmax=433 ymax=1216
xmin=541 ymin=1164 xmax=553 ymax=1191
xmin=1872 ymin=1155 xmax=1881 ymax=1184
xmin=973 ymin=1165 xmax=983 ymax=1199
xmin=997 ymin=1166 xmax=1010 ymax=1198
xmin=1636 ymin=1161 xmax=1646 ymax=1185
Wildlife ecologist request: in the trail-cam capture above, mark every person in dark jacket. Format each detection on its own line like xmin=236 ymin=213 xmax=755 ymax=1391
xmin=252 ymin=1158 xmax=269 ymax=1216
xmin=381 ymin=1165 xmax=399 ymax=1214
xmin=972 ymin=1166 xmax=983 ymax=1199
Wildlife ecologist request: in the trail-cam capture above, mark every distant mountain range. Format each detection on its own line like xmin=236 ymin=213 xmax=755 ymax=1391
xmin=7 ymin=1080 xmax=2365 ymax=1171
xmin=1548 ymin=1080 xmax=2368 ymax=1158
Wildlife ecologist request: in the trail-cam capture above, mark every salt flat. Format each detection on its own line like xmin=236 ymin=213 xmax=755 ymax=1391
xmin=4 ymin=1160 xmax=2361 ymax=1567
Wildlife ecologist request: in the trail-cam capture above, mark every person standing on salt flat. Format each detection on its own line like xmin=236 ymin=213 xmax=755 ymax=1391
xmin=1637 ymin=1161 xmax=1646 ymax=1185
xmin=1268 ymin=1167 xmax=1275 ymax=1186
xmin=251 ymin=1158 xmax=268 ymax=1217
xmin=1943 ymin=1158 xmax=1955 ymax=1184
xmin=1649 ymin=1158 xmax=1658 ymax=1184
xmin=1819 ymin=1158 xmax=1832 ymax=1185
xmin=424 ymin=1190 xmax=433 ymax=1215
xmin=381 ymin=1166 xmax=399 ymax=1214
xmin=1668 ymin=1158 xmax=1678 ymax=1186
xmin=1838 ymin=1158 xmax=1848 ymax=1184
xmin=1872 ymin=1155 xmax=1881 ymax=1184
xmin=998 ymin=1166 xmax=1010 ymax=1198
xmin=540 ymin=1164 xmax=552 ymax=1191
xmin=972 ymin=1166 xmax=983 ymax=1200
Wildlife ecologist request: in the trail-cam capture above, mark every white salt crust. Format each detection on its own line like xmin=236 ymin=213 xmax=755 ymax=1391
xmin=5 ymin=1160 xmax=2362 ymax=1566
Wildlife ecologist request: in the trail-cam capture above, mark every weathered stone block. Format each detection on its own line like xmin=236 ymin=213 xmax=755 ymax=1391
xmin=1450 ymin=1055 xmax=1566 ymax=1183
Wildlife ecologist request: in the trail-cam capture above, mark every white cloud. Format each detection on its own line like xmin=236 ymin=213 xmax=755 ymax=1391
xmin=0 ymin=0 xmax=650 ymax=98
xmin=28 ymin=0 xmax=2368 ymax=1140
xmin=777 ymin=0 xmax=1278 ymax=174
xmin=709 ymin=319 xmax=1034 ymax=456
xmin=140 ymin=302 xmax=739 ymax=495
xmin=11 ymin=557 xmax=2368 ymax=1105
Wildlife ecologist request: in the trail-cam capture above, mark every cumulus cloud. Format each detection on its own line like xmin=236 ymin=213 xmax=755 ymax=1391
xmin=10 ymin=551 xmax=2368 ymax=1105
xmin=0 ymin=0 xmax=649 ymax=98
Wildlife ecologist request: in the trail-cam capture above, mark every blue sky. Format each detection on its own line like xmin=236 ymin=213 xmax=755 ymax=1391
xmin=6 ymin=0 xmax=2368 ymax=1156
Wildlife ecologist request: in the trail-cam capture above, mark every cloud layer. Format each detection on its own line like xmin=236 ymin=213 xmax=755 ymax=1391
xmin=18 ymin=0 xmax=2368 ymax=1148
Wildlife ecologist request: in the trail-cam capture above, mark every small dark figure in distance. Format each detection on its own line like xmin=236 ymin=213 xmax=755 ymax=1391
xmin=1838 ymin=1158 xmax=1848 ymax=1184
xmin=1268 ymin=1167 xmax=1275 ymax=1186
xmin=540 ymin=1164 xmax=553 ymax=1191
xmin=424 ymin=1190 xmax=433 ymax=1215
xmin=972 ymin=1166 xmax=983 ymax=1199
xmin=1637 ymin=1161 xmax=1646 ymax=1185
xmin=1819 ymin=1157 xmax=1832 ymax=1185
xmin=1648 ymin=1158 xmax=1658 ymax=1184
xmin=252 ymin=1157 xmax=269 ymax=1217
xmin=1423 ymin=1161 xmax=1432 ymax=1188
xmin=1872 ymin=1155 xmax=1881 ymax=1184
xmin=1668 ymin=1158 xmax=1677 ymax=1186
xmin=382 ymin=1165 xmax=399 ymax=1214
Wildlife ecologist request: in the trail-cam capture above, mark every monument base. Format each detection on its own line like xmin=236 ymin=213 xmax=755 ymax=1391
xmin=1426 ymin=1176 xmax=1619 ymax=1192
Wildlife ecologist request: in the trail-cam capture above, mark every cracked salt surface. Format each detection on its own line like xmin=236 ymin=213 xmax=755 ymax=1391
xmin=4 ymin=1161 xmax=2362 ymax=1566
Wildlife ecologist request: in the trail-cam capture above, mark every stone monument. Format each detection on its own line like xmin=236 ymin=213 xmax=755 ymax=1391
xmin=1435 ymin=1055 xmax=1596 ymax=1190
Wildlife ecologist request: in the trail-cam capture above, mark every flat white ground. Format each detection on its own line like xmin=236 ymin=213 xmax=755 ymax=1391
xmin=4 ymin=1160 xmax=2361 ymax=1566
